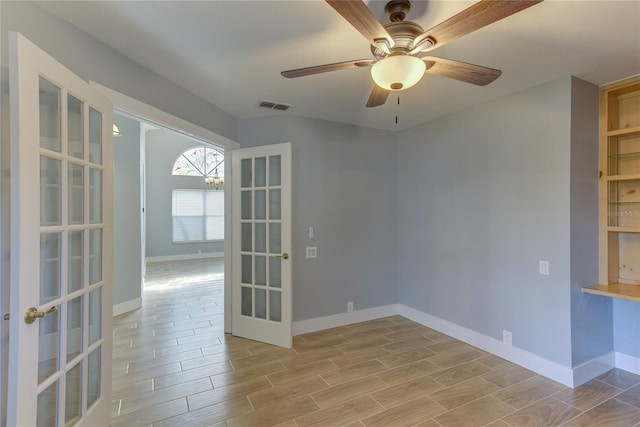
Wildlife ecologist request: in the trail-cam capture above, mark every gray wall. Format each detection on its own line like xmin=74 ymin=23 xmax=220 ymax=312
xmin=145 ymin=129 xmax=224 ymax=258
xmin=113 ymin=114 xmax=142 ymax=306
xmin=613 ymin=299 xmax=640 ymax=357
xmin=569 ymin=77 xmax=613 ymax=365
xmin=396 ymin=77 xmax=594 ymax=367
xmin=238 ymin=116 xmax=397 ymax=320
xmin=1 ymin=1 xmax=237 ymax=142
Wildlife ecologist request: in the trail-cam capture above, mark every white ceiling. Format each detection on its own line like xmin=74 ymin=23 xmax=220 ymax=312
xmin=37 ymin=0 xmax=640 ymax=132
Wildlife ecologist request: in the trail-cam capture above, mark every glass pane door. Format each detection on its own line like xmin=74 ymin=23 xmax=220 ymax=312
xmin=8 ymin=32 xmax=113 ymax=426
xmin=35 ymin=75 xmax=109 ymax=426
xmin=240 ymin=155 xmax=283 ymax=322
xmin=232 ymin=143 xmax=291 ymax=348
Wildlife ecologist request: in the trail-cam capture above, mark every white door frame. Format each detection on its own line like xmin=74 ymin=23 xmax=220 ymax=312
xmin=90 ymin=82 xmax=240 ymax=332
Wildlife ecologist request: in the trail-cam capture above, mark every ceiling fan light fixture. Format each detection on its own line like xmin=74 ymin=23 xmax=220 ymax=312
xmin=370 ymin=55 xmax=426 ymax=91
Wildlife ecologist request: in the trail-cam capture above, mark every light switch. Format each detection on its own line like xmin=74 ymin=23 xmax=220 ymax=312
xmin=308 ymin=226 xmax=314 ymax=239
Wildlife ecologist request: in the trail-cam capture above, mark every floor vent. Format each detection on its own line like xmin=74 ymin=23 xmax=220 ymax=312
xmin=257 ymin=99 xmax=293 ymax=111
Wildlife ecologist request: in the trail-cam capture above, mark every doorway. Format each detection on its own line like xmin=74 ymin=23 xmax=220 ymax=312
xmin=95 ymin=81 xmax=239 ymax=333
xmin=112 ymin=112 xmax=229 ymax=322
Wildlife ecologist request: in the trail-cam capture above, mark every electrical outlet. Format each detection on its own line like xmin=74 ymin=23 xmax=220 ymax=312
xmin=503 ymin=330 xmax=512 ymax=346
xmin=347 ymin=301 xmax=354 ymax=313
xmin=306 ymin=246 xmax=317 ymax=258
xmin=539 ymin=260 xmax=550 ymax=276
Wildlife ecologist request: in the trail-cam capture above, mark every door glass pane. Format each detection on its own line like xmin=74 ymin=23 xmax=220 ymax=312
xmin=269 ymin=257 xmax=281 ymax=288
xmin=40 ymin=233 xmax=61 ymax=304
xmin=241 ymin=191 xmax=252 ymax=220
xmin=255 ymin=288 xmax=266 ymax=319
xmin=39 ymin=77 xmax=61 ymax=152
xmin=269 ymin=223 xmax=281 ymax=254
xmin=89 ymin=229 xmax=102 ymax=285
xmin=241 ymin=287 xmax=252 ymax=316
xmin=241 ymin=255 xmax=252 ymax=284
xmin=40 ymin=156 xmax=61 ymax=226
xmin=269 ymin=189 xmax=281 ymax=220
xmin=255 ymin=190 xmax=266 ymax=220
xmin=89 ymin=287 xmax=102 ymax=345
xmin=241 ymin=223 xmax=252 ymax=252
xmin=254 ymin=157 xmax=266 ymax=187
xmin=37 ymin=380 xmax=58 ymax=427
xmin=269 ymin=155 xmax=281 ymax=186
xmin=87 ymin=348 xmax=101 ymax=408
xmin=241 ymin=158 xmax=252 ymax=188
xmin=68 ymin=231 xmax=83 ymax=293
xmin=65 ymin=363 xmax=82 ymax=426
xmin=67 ymin=296 xmax=83 ymax=362
xmin=255 ymin=223 xmax=266 ymax=253
xmin=90 ymin=169 xmax=102 ymax=224
xmin=68 ymin=163 xmax=84 ymax=225
xmin=38 ymin=308 xmax=60 ymax=384
xmin=269 ymin=291 xmax=282 ymax=322
xmin=67 ymin=94 xmax=84 ymax=159
xmin=255 ymin=255 xmax=266 ymax=287
xmin=89 ymin=107 xmax=102 ymax=165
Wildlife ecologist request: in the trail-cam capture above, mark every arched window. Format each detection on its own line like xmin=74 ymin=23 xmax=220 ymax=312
xmin=171 ymin=146 xmax=225 ymax=242
xmin=172 ymin=145 xmax=224 ymax=189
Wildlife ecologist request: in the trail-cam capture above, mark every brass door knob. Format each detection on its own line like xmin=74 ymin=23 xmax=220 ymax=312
xmin=276 ymin=253 xmax=289 ymax=260
xmin=24 ymin=306 xmax=58 ymax=324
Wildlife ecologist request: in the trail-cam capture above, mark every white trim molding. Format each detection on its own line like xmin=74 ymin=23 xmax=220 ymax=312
xmin=615 ymin=351 xmax=640 ymax=375
xmin=291 ymin=303 xmax=637 ymax=388
xmin=146 ymin=252 xmax=224 ymax=264
xmin=113 ymin=297 xmax=142 ymax=317
xmin=396 ymin=304 xmax=578 ymax=387
xmin=292 ymin=304 xmax=399 ymax=336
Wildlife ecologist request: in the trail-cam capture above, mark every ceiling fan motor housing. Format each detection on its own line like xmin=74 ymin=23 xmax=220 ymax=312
xmin=385 ymin=0 xmax=411 ymax=22
xmin=371 ymin=21 xmax=425 ymax=59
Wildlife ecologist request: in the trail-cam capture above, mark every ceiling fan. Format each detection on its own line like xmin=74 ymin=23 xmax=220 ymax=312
xmin=281 ymin=0 xmax=543 ymax=107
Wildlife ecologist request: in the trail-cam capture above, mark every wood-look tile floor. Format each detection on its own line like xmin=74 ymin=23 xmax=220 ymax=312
xmin=111 ymin=259 xmax=640 ymax=426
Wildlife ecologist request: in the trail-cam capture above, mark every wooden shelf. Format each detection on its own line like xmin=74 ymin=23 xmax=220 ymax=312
xmin=607 ymin=126 xmax=640 ymax=137
xmin=608 ymin=226 xmax=640 ymax=233
xmin=599 ymin=77 xmax=640 ymax=287
xmin=607 ymin=173 xmax=640 ymax=181
xmin=582 ymin=283 xmax=640 ymax=302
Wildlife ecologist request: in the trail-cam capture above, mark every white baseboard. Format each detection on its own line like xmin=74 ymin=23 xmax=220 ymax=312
xmin=289 ymin=302 xmax=633 ymax=388
xmin=113 ymin=297 xmax=142 ymax=317
xmin=615 ymin=351 xmax=640 ymax=375
xmin=572 ymin=352 xmax=616 ymax=387
xmin=146 ymin=252 xmax=224 ymax=263
xmin=397 ymin=304 xmax=578 ymax=387
xmin=292 ymin=304 xmax=400 ymax=336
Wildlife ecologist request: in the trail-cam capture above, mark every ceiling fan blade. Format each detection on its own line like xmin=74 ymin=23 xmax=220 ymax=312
xmin=366 ymin=85 xmax=390 ymax=108
xmin=412 ymin=0 xmax=543 ymax=53
xmin=326 ymin=0 xmax=394 ymax=52
xmin=281 ymin=59 xmax=373 ymax=78
xmin=423 ymin=56 xmax=501 ymax=86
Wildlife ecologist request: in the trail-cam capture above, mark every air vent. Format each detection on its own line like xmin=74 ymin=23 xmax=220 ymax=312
xmin=257 ymin=99 xmax=293 ymax=112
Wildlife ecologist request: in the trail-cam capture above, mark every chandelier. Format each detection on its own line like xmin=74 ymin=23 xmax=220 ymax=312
xmin=205 ymin=168 xmax=224 ymax=190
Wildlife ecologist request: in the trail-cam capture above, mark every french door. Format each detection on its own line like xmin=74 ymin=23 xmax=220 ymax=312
xmin=232 ymin=143 xmax=292 ymax=348
xmin=8 ymin=33 xmax=113 ymax=426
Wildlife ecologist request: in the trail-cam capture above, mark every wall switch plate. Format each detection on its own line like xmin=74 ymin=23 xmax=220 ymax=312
xmin=306 ymin=246 xmax=317 ymax=258
xmin=308 ymin=226 xmax=314 ymax=239
xmin=503 ymin=330 xmax=512 ymax=346
xmin=347 ymin=301 xmax=354 ymax=313
xmin=539 ymin=260 xmax=550 ymax=276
